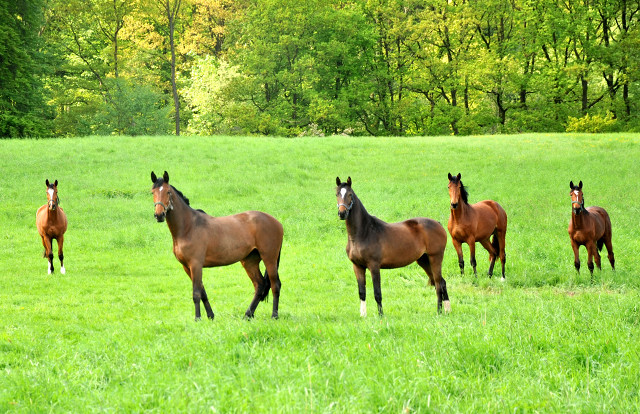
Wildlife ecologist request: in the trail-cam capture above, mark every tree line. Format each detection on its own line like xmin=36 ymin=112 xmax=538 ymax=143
xmin=1 ymin=0 xmax=639 ymax=138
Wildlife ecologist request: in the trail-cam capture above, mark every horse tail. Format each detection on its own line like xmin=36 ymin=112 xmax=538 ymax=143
xmin=491 ymin=228 xmax=500 ymax=253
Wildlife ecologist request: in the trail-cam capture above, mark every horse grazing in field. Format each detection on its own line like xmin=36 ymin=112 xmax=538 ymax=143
xmin=151 ymin=171 xmax=283 ymax=321
xmin=447 ymin=173 xmax=507 ymax=280
xmin=568 ymin=180 xmax=615 ymax=278
xmin=335 ymin=176 xmax=450 ymax=315
xmin=36 ymin=179 xmax=68 ymax=275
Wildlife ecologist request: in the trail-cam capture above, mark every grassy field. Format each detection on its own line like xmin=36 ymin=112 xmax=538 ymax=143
xmin=1 ymin=133 xmax=640 ymax=412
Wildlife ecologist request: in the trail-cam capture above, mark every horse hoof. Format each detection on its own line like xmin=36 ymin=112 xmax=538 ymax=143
xmin=60 ymin=266 xmax=66 ymax=275
xmin=500 ymin=277 xmax=505 ymax=282
xmin=271 ymin=313 xmax=279 ymax=320
xmin=194 ymin=317 xmax=201 ymax=322
xmin=443 ymin=300 xmax=451 ymax=313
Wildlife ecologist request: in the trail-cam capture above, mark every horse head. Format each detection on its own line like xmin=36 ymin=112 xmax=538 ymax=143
xmin=151 ymin=171 xmax=173 ymax=222
xmin=569 ymin=180 xmax=584 ymax=214
xmin=336 ymin=176 xmax=354 ymax=220
xmin=447 ymin=173 xmax=467 ymax=209
xmin=45 ymin=179 xmax=59 ymax=211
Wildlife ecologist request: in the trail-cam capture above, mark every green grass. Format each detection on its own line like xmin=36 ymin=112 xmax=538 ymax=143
xmin=1 ymin=133 xmax=640 ymax=412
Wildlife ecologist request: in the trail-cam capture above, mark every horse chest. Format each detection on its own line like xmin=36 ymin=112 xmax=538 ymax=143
xmin=346 ymin=240 xmax=374 ymax=266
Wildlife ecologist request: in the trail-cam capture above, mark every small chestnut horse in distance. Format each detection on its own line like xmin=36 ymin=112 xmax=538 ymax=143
xmin=336 ymin=176 xmax=450 ymax=315
xmin=151 ymin=171 xmax=283 ymax=320
xmin=36 ymin=179 xmax=68 ymax=274
xmin=447 ymin=173 xmax=507 ymax=280
xmin=568 ymin=180 xmax=615 ymax=278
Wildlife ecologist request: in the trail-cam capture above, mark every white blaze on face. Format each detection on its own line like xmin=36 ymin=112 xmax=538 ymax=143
xmin=48 ymin=188 xmax=54 ymax=199
xmin=360 ymin=300 xmax=367 ymax=317
xmin=340 ymin=187 xmax=347 ymax=201
xmin=574 ymin=190 xmax=579 ymax=196
xmin=159 ymin=186 xmax=164 ymax=192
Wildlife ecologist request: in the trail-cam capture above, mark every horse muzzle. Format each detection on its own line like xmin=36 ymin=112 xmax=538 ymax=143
xmin=338 ymin=209 xmax=348 ymax=220
xmin=450 ymin=202 xmax=458 ymax=209
xmin=48 ymin=202 xmax=57 ymax=211
xmin=155 ymin=212 xmax=166 ymax=222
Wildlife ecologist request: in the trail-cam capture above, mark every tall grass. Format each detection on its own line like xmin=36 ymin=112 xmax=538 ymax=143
xmin=1 ymin=134 xmax=639 ymax=412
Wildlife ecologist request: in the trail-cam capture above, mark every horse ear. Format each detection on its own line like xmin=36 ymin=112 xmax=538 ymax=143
xmin=456 ymin=173 xmax=461 ymax=181
xmin=46 ymin=179 xmax=50 ymax=187
xmin=579 ymin=180 xmax=583 ymax=189
xmin=347 ymin=176 xmax=352 ymax=187
xmin=54 ymin=180 xmax=58 ymax=187
xmin=163 ymin=171 xmax=169 ymax=183
xmin=151 ymin=172 xmax=157 ymax=183
xmin=448 ymin=173 xmax=453 ymax=181
xmin=336 ymin=177 xmax=341 ymax=186
xmin=570 ymin=181 xmax=574 ymax=189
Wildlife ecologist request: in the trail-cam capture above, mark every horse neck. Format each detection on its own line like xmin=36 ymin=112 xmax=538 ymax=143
xmin=165 ymin=188 xmax=193 ymax=239
xmin=571 ymin=208 xmax=588 ymax=228
xmin=450 ymin=200 xmax=470 ymax=222
xmin=345 ymin=195 xmax=374 ymax=240
xmin=44 ymin=206 xmax=62 ymax=223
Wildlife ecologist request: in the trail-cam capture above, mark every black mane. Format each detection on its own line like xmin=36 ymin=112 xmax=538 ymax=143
xmin=459 ymin=181 xmax=469 ymax=204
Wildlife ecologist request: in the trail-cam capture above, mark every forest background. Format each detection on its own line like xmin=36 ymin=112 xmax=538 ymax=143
xmin=2 ymin=0 xmax=639 ymax=138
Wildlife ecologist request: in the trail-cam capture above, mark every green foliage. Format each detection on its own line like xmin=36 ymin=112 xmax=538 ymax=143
xmin=566 ymin=113 xmax=618 ymax=133
xmin=93 ymin=79 xmax=173 ymax=136
xmin=0 ymin=0 xmax=50 ymax=137
xmin=1 ymin=134 xmax=640 ymax=411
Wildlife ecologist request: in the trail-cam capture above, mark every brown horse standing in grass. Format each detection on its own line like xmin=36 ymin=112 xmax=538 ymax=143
xmin=568 ymin=180 xmax=615 ymax=278
xmin=447 ymin=173 xmax=507 ymax=280
xmin=335 ymin=177 xmax=450 ymax=315
xmin=151 ymin=171 xmax=283 ymax=321
xmin=36 ymin=179 xmax=68 ymax=275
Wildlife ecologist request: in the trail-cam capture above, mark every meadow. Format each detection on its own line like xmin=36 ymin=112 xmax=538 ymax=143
xmin=1 ymin=133 xmax=639 ymax=412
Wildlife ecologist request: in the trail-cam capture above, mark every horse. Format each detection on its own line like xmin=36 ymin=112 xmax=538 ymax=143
xmin=447 ymin=173 xmax=507 ymax=280
xmin=36 ymin=179 xmax=68 ymax=275
xmin=568 ymin=180 xmax=615 ymax=278
xmin=335 ymin=176 xmax=450 ymax=315
xmin=151 ymin=171 xmax=283 ymax=321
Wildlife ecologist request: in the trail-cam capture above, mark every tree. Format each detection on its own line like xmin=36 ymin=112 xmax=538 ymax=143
xmin=0 ymin=0 xmax=49 ymax=137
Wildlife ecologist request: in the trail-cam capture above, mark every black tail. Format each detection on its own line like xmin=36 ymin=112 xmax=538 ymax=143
xmin=259 ymin=247 xmax=281 ymax=302
xmin=491 ymin=229 xmax=500 ymax=254
xmin=597 ymin=238 xmax=604 ymax=252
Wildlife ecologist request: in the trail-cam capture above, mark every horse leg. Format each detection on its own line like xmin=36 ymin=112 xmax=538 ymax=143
xmin=479 ymin=238 xmax=497 ymax=278
xmin=263 ymin=256 xmax=281 ymax=319
xmin=183 ymin=265 xmax=213 ymax=320
xmin=452 ymin=239 xmax=464 ymax=276
xmin=190 ymin=265 xmax=207 ymax=321
xmin=498 ymin=229 xmax=507 ymax=280
xmin=241 ymin=252 xmax=265 ymax=319
xmin=57 ymin=234 xmax=65 ymax=275
xmin=570 ymin=239 xmax=580 ymax=273
xmin=586 ymin=241 xmax=596 ymax=281
xmin=418 ymin=253 xmax=450 ymax=314
xmin=353 ymin=264 xmax=367 ymax=317
xmin=369 ymin=265 xmax=383 ymax=316
xmin=468 ymin=239 xmax=478 ymax=277
xmin=42 ymin=235 xmax=53 ymax=274
xmin=604 ymin=236 xmax=615 ymax=270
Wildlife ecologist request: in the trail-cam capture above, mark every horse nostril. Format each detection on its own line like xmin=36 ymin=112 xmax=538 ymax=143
xmin=451 ymin=203 xmax=458 ymax=209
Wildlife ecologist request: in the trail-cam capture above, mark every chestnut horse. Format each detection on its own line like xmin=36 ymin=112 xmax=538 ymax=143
xmin=336 ymin=177 xmax=450 ymax=315
xmin=151 ymin=171 xmax=283 ymax=320
xmin=36 ymin=179 xmax=68 ymax=274
xmin=568 ymin=180 xmax=615 ymax=277
xmin=447 ymin=173 xmax=507 ymax=280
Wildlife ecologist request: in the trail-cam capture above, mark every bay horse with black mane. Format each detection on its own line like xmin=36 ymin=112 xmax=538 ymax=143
xmin=336 ymin=176 xmax=450 ymax=315
xmin=151 ymin=171 xmax=283 ymax=320
xmin=447 ymin=173 xmax=507 ymax=280
xmin=36 ymin=179 xmax=68 ymax=275
xmin=568 ymin=180 xmax=614 ymax=278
